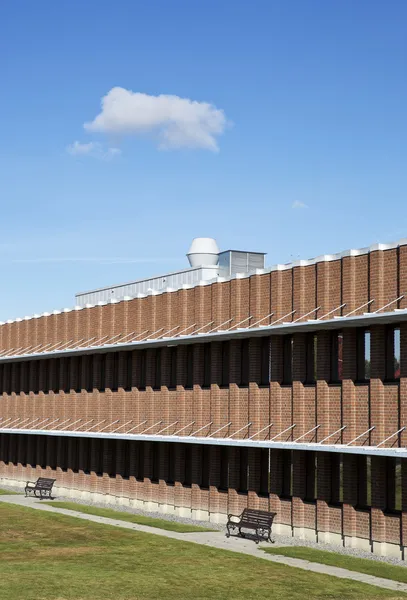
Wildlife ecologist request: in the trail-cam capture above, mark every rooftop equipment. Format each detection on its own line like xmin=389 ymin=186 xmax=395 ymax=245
xmin=75 ymin=238 xmax=266 ymax=306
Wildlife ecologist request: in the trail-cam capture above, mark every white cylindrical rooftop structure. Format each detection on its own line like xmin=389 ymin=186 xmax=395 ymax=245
xmin=187 ymin=237 xmax=219 ymax=267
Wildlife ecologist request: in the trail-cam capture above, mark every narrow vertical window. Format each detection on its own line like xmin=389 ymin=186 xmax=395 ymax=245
xmin=136 ymin=442 xmax=144 ymax=481
xmin=151 ymin=443 xmax=159 ymax=483
xmin=125 ymin=352 xmax=133 ymax=391
xmin=11 ymin=363 xmax=19 ymax=395
xmin=86 ymin=355 xmax=93 ymax=392
xmin=107 ymin=439 xmax=116 ymax=478
xmin=71 ymin=438 xmax=80 ymax=473
xmin=111 ymin=353 xmax=119 ymax=391
xmin=203 ymin=344 xmax=211 ymax=388
xmin=357 ymin=455 xmax=371 ymax=508
xmin=54 ymin=359 xmax=60 ymax=393
xmin=21 ymin=362 xmax=29 ymax=394
xmin=394 ymin=328 xmax=401 ymax=379
xmin=83 ymin=438 xmax=91 ymax=474
xmin=219 ymin=446 xmax=229 ymax=491
xmin=75 ymin=356 xmax=82 ymax=393
xmin=32 ymin=361 xmax=40 ymax=394
xmin=3 ymin=364 xmax=11 ymax=395
xmin=186 ymin=345 xmax=193 ymax=389
xmin=183 ymin=445 xmax=192 ymax=487
xmin=167 ymin=443 xmax=175 ymax=485
xmin=239 ymin=447 xmax=248 ymax=493
xmin=220 ymin=341 xmax=230 ymax=387
xmin=330 ymin=453 xmax=343 ymax=505
xmin=169 ymin=347 xmax=177 ymax=389
xmin=99 ymin=354 xmax=106 ymax=392
xmin=11 ymin=364 xmax=17 ymax=394
xmin=330 ymin=332 xmax=343 ymax=383
xmin=59 ymin=437 xmax=68 ymax=472
xmin=18 ymin=435 xmax=27 ymax=467
xmin=282 ymin=336 xmax=293 ymax=384
xmin=259 ymin=448 xmax=269 ymax=496
xmin=139 ymin=350 xmax=146 ymax=390
xmin=153 ymin=349 xmax=161 ymax=390
xmin=43 ymin=360 xmax=50 ymax=393
xmin=386 ymin=326 xmax=400 ymax=381
xmin=260 ymin=337 xmax=271 ymax=386
xmin=201 ymin=445 xmax=210 ymax=489
xmin=63 ymin=358 xmax=70 ymax=393
xmin=9 ymin=435 xmax=18 ymax=465
xmin=94 ymin=438 xmax=103 ymax=476
xmin=356 ymin=329 xmax=370 ymax=381
xmin=240 ymin=339 xmax=250 ymax=386
xmin=304 ymin=452 xmax=316 ymax=501
xmin=282 ymin=450 xmax=292 ymax=498
xmin=122 ymin=441 xmax=130 ymax=479
xmin=386 ymin=457 xmax=401 ymax=512
xmin=305 ymin=334 xmax=316 ymax=384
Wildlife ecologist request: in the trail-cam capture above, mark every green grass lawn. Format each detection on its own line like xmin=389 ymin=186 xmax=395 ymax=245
xmin=264 ymin=546 xmax=407 ymax=584
xmin=46 ymin=501 xmax=215 ymax=533
xmin=0 ymin=503 xmax=405 ymax=600
xmin=0 ymin=488 xmax=19 ymax=495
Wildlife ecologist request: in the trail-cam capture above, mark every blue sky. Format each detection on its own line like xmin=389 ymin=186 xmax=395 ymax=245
xmin=0 ymin=0 xmax=406 ymax=320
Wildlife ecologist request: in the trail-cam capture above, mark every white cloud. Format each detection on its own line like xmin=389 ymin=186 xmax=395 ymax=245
xmin=66 ymin=140 xmax=121 ymax=160
xmin=292 ymin=201 xmax=309 ymax=209
xmin=83 ymin=87 xmax=228 ymax=151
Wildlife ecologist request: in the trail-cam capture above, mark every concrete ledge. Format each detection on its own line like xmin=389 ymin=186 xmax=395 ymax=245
xmin=0 ymin=475 xmax=405 ymax=560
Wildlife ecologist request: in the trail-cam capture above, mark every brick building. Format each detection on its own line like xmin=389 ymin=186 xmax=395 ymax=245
xmin=1 ymin=237 xmax=407 ymax=558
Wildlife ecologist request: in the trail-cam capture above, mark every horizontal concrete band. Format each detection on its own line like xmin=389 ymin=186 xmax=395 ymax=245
xmin=1 ymin=307 xmax=407 ymax=364
xmin=0 ymin=427 xmax=406 ymax=458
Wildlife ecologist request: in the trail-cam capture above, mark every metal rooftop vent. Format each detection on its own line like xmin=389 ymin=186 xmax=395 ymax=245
xmin=186 ymin=237 xmax=219 ymax=267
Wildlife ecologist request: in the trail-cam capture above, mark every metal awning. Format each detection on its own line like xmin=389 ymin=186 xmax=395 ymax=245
xmin=0 ymin=299 xmax=406 ymax=363
xmin=0 ymin=421 xmax=405 ymax=459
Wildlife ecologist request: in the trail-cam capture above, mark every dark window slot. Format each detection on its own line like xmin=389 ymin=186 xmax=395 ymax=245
xmin=282 ymin=336 xmax=293 ymax=384
xmin=203 ymin=344 xmax=211 ymax=388
xmin=139 ymin=350 xmax=146 ymax=390
xmin=167 ymin=443 xmax=175 ymax=485
xmin=186 ymin=345 xmax=193 ymax=389
xmin=151 ymin=443 xmax=159 ymax=483
xmin=169 ymin=347 xmax=177 ymax=389
xmin=259 ymin=448 xmax=269 ymax=496
xmin=281 ymin=450 xmax=292 ymax=498
xmin=239 ymin=447 xmax=248 ymax=493
xmin=305 ymin=334 xmax=316 ymax=384
xmin=221 ymin=341 xmax=230 ymax=387
xmin=240 ymin=339 xmax=250 ymax=386
xmin=201 ymin=445 xmax=210 ymax=489
xmin=356 ymin=329 xmax=370 ymax=382
xmin=99 ymin=354 xmax=106 ymax=392
xmin=260 ymin=337 xmax=271 ymax=385
xmin=153 ymin=349 xmax=161 ymax=390
xmin=136 ymin=442 xmax=144 ymax=481
xmin=125 ymin=352 xmax=133 ymax=391
xmin=304 ymin=451 xmax=316 ymax=501
xmin=111 ymin=353 xmax=119 ymax=391
xmin=219 ymin=446 xmax=229 ymax=491
xmin=183 ymin=445 xmax=192 ymax=487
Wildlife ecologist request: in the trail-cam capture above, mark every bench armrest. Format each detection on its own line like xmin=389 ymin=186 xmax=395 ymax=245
xmin=25 ymin=481 xmax=35 ymax=486
xmin=227 ymin=513 xmax=240 ymax=522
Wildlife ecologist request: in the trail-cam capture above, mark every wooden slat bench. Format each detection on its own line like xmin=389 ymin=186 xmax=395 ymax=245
xmin=226 ymin=508 xmax=277 ymax=544
xmin=25 ymin=477 xmax=56 ymax=499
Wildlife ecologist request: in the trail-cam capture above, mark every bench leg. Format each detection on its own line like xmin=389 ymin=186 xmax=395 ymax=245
xmin=226 ymin=523 xmax=231 ymax=538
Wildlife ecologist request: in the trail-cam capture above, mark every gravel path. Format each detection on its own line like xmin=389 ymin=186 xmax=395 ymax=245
xmin=1 ymin=482 xmax=406 ymax=567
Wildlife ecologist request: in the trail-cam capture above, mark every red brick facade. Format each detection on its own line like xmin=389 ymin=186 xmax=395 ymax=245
xmin=0 ymin=243 xmax=407 ymax=556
